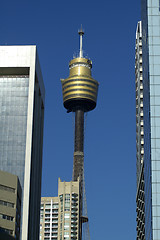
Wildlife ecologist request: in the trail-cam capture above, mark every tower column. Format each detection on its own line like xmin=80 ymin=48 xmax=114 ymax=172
xmin=73 ymin=109 xmax=84 ymax=183
xmin=74 ymin=109 xmax=84 ymax=153
xmin=73 ymin=109 xmax=84 ymax=240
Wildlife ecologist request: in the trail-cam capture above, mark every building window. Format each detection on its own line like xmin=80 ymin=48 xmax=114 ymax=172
xmin=45 ymin=223 xmax=50 ymax=227
xmin=41 ymin=204 xmax=44 ymax=209
xmin=52 ymin=233 xmax=57 ymax=236
xmin=44 ymin=233 xmax=50 ymax=236
xmin=65 ymin=208 xmax=70 ymax=211
xmin=64 ymin=213 xmax=70 ymax=219
xmin=0 ymin=184 xmax=15 ymax=193
xmin=59 ymin=195 xmax=63 ymax=212
xmin=52 ymin=224 xmax=58 ymax=227
xmin=45 ymin=219 xmax=50 ymax=222
xmin=0 ymin=213 xmax=14 ymax=221
xmin=64 ymin=223 xmax=70 ymax=230
xmin=0 ymin=200 xmax=14 ymax=208
xmin=1 ymin=227 xmax=13 ymax=236
xmin=45 ymin=203 xmax=51 ymax=209
xmin=65 ymin=194 xmax=70 ymax=200
xmin=45 ymin=209 xmax=50 ymax=213
xmin=65 ymin=194 xmax=70 ymax=211
xmin=52 ymin=203 xmax=58 ymax=209
xmin=60 ymin=223 xmax=62 ymax=230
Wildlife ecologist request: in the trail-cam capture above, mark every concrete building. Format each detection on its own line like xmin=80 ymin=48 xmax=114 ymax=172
xmin=135 ymin=21 xmax=145 ymax=240
xmin=0 ymin=46 xmax=45 ymax=240
xmin=135 ymin=1 xmax=160 ymax=240
xmin=40 ymin=179 xmax=79 ymax=240
xmin=0 ymin=170 xmax=22 ymax=239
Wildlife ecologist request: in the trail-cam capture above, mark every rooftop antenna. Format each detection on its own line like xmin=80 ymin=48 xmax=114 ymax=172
xmin=78 ymin=25 xmax=84 ymax=58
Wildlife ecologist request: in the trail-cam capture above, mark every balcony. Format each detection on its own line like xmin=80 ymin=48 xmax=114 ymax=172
xmin=71 ymin=211 xmax=78 ymax=215
xmin=71 ymin=225 xmax=77 ymax=230
xmin=71 ymin=220 xmax=77 ymax=225
xmin=71 ymin=216 xmax=78 ymax=221
xmin=71 ymin=235 xmax=77 ymax=238
xmin=71 ymin=206 xmax=77 ymax=211
xmin=72 ymin=202 xmax=78 ymax=206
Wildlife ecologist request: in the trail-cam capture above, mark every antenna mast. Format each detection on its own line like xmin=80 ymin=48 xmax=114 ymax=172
xmin=78 ymin=25 xmax=84 ymax=58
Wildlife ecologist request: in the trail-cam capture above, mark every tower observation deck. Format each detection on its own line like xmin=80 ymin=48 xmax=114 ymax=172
xmin=61 ymin=27 xmax=99 ymax=240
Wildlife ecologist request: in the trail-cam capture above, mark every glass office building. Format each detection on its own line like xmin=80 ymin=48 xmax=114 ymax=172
xmin=136 ymin=1 xmax=160 ymax=240
xmin=0 ymin=46 xmax=45 ymax=240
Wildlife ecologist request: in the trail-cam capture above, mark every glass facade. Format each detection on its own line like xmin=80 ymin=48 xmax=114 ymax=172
xmin=0 ymin=75 xmax=29 ymax=191
xmin=141 ymin=0 xmax=160 ymax=239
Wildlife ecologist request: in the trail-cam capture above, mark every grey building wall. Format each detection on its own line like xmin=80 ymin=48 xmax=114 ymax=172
xmin=0 ymin=46 xmax=45 ymax=240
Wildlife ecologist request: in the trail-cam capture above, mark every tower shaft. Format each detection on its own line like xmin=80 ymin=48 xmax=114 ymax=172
xmin=73 ymin=109 xmax=84 ymax=240
xmin=73 ymin=109 xmax=84 ymax=181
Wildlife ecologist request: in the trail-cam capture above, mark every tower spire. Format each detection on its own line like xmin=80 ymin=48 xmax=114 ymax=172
xmin=78 ymin=25 xmax=84 ymax=58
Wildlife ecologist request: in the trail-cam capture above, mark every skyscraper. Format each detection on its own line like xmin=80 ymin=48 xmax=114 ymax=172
xmin=135 ymin=21 xmax=145 ymax=240
xmin=0 ymin=46 xmax=45 ymax=240
xmin=135 ymin=1 xmax=160 ymax=240
xmin=40 ymin=179 xmax=79 ymax=240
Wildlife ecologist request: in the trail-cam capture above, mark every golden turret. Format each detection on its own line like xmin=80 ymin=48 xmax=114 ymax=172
xmin=61 ymin=28 xmax=99 ymax=112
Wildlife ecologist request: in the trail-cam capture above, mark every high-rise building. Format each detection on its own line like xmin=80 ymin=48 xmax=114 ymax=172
xmin=40 ymin=179 xmax=79 ymax=240
xmin=135 ymin=1 xmax=160 ymax=240
xmin=0 ymin=170 xmax=22 ymax=239
xmin=0 ymin=46 xmax=45 ymax=240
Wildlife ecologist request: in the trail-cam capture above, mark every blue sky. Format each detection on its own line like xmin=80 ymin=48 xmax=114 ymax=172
xmin=1 ymin=0 xmax=141 ymax=239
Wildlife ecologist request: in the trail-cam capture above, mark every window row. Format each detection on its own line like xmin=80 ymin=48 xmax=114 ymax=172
xmin=1 ymin=227 xmax=13 ymax=236
xmin=45 ymin=209 xmax=58 ymax=212
xmin=45 ymin=223 xmax=58 ymax=227
xmin=43 ymin=203 xmax=59 ymax=208
xmin=0 ymin=184 xmax=15 ymax=193
xmin=0 ymin=199 xmax=14 ymax=208
xmin=44 ymin=233 xmax=57 ymax=236
xmin=0 ymin=213 xmax=14 ymax=221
